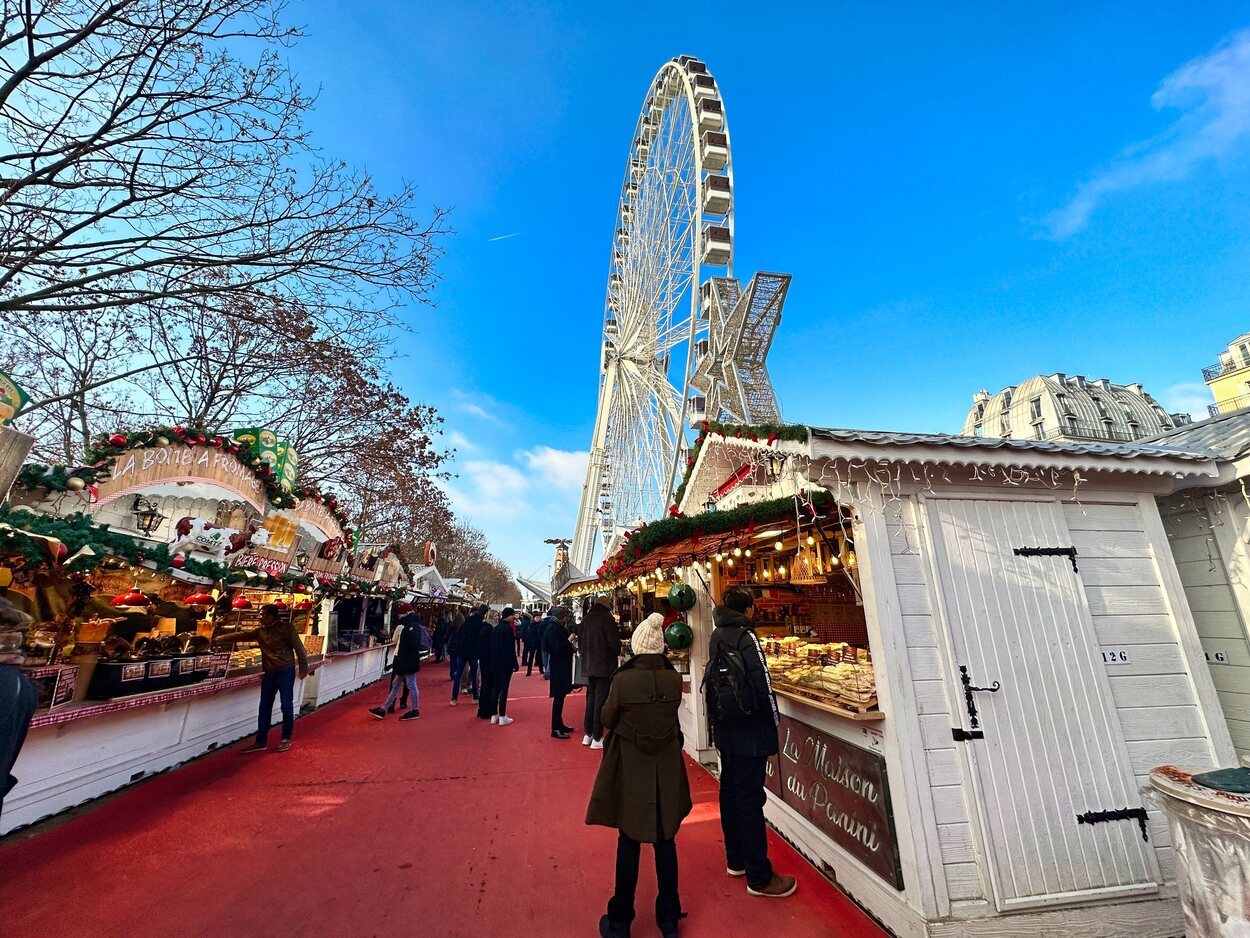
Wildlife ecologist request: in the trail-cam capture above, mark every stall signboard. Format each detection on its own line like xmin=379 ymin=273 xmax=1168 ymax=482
xmin=0 ymin=369 xmax=27 ymax=425
xmin=94 ymin=445 xmax=267 ymax=512
xmin=764 ymin=714 xmax=903 ymax=889
xmin=233 ymin=428 xmax=298 ymax=492
xmin=230 ymin=550 xmax=290 ymax=577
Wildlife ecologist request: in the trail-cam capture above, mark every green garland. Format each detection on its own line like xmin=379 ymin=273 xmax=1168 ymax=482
xmin=670 ymin=422 xmax=809 ymax=512
xmin=16 ymin=423 xmax=355 ymax=539
xmin=596 ymin=491 xmax=833 ymax=581
xmin=0 ymin=505 xmax=391 ymax=598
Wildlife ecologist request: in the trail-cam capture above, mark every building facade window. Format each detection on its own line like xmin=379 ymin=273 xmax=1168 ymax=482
xmin=1029 ymin=398 xmax=1043 ymax=420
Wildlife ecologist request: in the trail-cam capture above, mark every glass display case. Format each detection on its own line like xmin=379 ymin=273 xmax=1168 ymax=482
xmin=761 ymin=636 xmax=878 ymax=715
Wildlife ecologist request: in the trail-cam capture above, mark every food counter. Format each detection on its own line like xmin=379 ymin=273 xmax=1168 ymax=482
xmin=762 ymin=636 xmax=880 ymax=721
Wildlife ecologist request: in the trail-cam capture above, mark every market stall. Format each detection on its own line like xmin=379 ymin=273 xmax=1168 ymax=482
xmin=586 ymin=421 xmax=1237 ymax=938
xmin=0 ymin=427 xmax=359 ymax=834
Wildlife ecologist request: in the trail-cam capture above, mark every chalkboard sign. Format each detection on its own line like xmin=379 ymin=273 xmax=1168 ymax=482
xmin=764 ymin=714 xmax=903 ymax=889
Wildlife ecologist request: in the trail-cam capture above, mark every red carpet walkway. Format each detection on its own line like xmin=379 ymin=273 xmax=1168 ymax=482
xmin=0 ymin=666 xmax=886 ymax=938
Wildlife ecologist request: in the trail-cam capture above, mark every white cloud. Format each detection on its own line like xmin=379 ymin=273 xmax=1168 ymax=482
xmin=450 ymin=388 xmax=502 ymax=424
xmin=520 ymin=446 xmax=589 ymax=490
xmin=446 ymin=429 xmax=477 ymax=452
xmin=1046 ymin=28 xmax=1250 ymax=238
xmin=1159 ymin=381 xmax=1215 ymax=420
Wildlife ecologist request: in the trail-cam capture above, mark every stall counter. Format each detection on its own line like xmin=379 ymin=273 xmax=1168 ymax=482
xmin=303 ymin=641 xmax=392 ymax=708
xmin=3 ymin=671 xmax=307 ymax=835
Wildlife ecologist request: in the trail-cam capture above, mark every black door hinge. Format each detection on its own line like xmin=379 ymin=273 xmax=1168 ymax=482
xmin=951 ymin=727 xmax=984 ymax=742
xmin=1076 ymin=806 xmax=1149 ymax=841
xmin=1013 ymin=545 xmax=1079 ymax=573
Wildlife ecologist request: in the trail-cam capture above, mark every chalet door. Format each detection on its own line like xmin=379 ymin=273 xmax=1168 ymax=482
xmin=926 ymin=497 xmax=1160 ymax=911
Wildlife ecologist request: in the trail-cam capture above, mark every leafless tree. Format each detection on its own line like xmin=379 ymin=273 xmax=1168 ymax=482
xmin=0 ymin=0 xmax=447 ymax=328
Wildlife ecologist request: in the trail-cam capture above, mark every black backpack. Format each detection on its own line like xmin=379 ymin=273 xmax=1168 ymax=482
xmin=701 ymin=628 xmax=757 ymax=723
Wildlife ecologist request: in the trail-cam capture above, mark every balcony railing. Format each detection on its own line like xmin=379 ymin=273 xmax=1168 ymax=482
xmin=1208 ymin=395 xmax=1250 ymax=418
xmin=1044 ymin=423 xmax=1145 ymax=444
xmin=1202 ymin=359 xmax=1250 ymax=382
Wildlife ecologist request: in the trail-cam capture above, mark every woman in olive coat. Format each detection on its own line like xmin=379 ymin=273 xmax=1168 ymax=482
xmin=586 ymin=613 xmax=691 ymax=938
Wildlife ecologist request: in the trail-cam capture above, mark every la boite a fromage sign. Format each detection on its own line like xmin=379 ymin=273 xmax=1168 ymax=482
xmin=764 ymin=714 xmax=902 ymax=889
xmin=94 ymin=445 xmax=266 ymax=512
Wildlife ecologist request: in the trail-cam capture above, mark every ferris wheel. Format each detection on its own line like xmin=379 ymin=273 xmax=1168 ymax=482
xmin=570 ymin=56 xmax=793 ymax=574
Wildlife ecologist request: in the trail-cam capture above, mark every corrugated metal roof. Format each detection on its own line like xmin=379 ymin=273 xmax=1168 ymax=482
xmin=809 ymin=426 xmax=1216 ymax=461
xmin=1146 ymin=408 xmax=1250 ymax=461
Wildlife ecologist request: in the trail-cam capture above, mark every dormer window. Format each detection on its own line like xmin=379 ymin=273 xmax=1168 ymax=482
xmin=1029 ymin=398 xmax=1043 ymax=421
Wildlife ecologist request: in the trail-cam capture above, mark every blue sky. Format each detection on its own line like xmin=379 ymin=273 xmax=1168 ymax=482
xmin=288 ymin=1 xmax=1250 ymax=581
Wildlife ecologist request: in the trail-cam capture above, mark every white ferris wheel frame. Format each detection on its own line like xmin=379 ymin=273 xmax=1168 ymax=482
xmin=570 ymin=56 xmax=735 ymax=573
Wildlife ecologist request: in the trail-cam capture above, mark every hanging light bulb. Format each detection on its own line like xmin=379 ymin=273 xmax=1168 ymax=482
xmin=744 ymin=548 xmax=751 ymax=558
xmin=655 ymin=565 xmax=663 ymax=580
xmin=774 ymin=540 xmax=784 ymax=551
xmin=715 ymin=552 xmax=723 ymax=562
xmin=777 ymin=564 xmax=786 ymax=576
xmin=726 ymin=557 xmax=734 ymax=567
xmin=807 ymin=534 xmax=815 ymax=546
xmin=704 ymin=561 xmax=712 ymax=571
xmin=733 ymin=546 xmax=742 ymax=557
xmin=763 ymin=567 xmax=772 ymax=580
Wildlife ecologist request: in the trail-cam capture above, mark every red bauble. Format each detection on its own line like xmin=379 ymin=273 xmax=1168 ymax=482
xmin=107 ymin=433 xmax=127 ymax=447
xmin=172 ymin=426 xmax=185 ymax=436
xmin=209 ymin=436 xmax=222 ymax=447
xmin=171 ymin=554 xmax=186 ymax=569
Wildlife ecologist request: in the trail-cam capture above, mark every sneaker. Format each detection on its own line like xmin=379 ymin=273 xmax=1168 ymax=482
xmin=241 ymin=742 xmax=267 ymax=753
xmin=582 ymin=734 xmax=593 ymax=746
xmin=590 ymin=737 xmax=604 ymax=750
xmin=727 ymin=867 xmax=746 ymax=877
xmin=368 ymin=707 xmax=386 ymax=720
xmin=399 ymin=710 xmax=420 ymax=721
xmin=551 ymin=730 xmax=570 ymax=739
xmin=747 ymin=874 xmax=797 ymax=898
xmin=450 ymin=698 xmax=458 ymax=706
xmin=498 ymin=715 xmax=514 ymax=725
xmin=277 ymin=739 xmax=292 ymax=752
xmin=491 ymin=714 xmax=500 ymax=724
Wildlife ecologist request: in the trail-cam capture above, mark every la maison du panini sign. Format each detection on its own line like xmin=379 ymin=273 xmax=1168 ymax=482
xmin=764 ymin=714 xmax=903 ymax=889
xmin=94 ymin=445 xmax=267 ymax=512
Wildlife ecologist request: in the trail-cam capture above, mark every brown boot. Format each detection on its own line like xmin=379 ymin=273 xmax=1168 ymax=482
xmin=747 ymin=874 xmax=797 ymax=898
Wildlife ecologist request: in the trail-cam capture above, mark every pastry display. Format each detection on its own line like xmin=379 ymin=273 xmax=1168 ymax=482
xmin=762 ymin=637 xmax=877 ymax=712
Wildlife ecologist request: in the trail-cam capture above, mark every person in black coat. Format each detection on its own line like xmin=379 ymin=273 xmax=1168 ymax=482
xmin=488 ymin=608 xmax=520 ymax=724
xmin=431 ymin=614 xmax=449 ymax=663
xmin=476 ymin=610 xmax=499 ymax=720
xmin=543 ymin=606 xmax=576 ymax=738
xmin=578 ymin=595 xmax=620 ymax=748
xmin=451 ymin=607 xmax=483 ymax=703
xmin=707 ymin=586 xmax=796 ymax=899
xmin=368 ymin=615 xmax=425 ymax=721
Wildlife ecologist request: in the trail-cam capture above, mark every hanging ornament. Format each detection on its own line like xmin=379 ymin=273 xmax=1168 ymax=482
xmin=667 ymin=583 xmax=696 ymax=611
xmin=107 ymin=433 xmax=128 ymax=447
xmin=65 ymin=476 xmax=87 ymax=492
xmin=663 ymin=620 xmax=694 ymax=650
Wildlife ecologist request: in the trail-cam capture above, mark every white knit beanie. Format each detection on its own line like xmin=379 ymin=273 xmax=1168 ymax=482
xmin=631 ymin=612 xmax=667 ymax=656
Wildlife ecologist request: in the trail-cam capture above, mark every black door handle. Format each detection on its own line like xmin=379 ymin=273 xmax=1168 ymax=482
xmin=958 ymin=665 xmax=1001 ymax=729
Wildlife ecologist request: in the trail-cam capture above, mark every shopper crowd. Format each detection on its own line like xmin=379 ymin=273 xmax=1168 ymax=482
xmin=361 ymin=589 xmax=796 ymax=938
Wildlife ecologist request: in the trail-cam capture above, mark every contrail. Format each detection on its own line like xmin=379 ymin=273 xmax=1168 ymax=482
xmin=488 ymin=232 xmax=521 ymax=242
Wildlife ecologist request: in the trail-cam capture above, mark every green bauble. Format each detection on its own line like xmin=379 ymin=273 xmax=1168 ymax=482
xmin=664 ymin=620 xmax=693 ymax=650
xmin=667 ymin=583 xmax=696 ymax=611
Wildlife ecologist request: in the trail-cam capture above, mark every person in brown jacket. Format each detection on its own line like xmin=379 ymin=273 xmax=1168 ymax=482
xmin=586 ymin=613 xmax=691 ymax=938
xmin=213 ymin=603 xmax=309 ymax=753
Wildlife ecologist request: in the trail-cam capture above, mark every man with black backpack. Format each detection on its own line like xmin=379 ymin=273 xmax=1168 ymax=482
xmin=704 ymin=586 xmax=797 ymax=899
